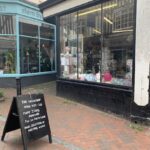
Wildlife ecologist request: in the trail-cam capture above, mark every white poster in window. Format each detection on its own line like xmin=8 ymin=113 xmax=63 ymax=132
xmin=61 ymin=56 xmax=66 ymax=66
xmin=0 ymin=70 xmax=3 ymax=74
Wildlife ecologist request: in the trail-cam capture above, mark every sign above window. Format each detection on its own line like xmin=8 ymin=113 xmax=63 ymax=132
xmin=0 ymin=1 xmax=43 ymax=21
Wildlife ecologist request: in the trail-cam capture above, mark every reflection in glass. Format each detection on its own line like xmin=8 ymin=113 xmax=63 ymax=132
xmin=78 ymin=4 xmax=102 ymax=82
xmin=40 ymin=23 xmax=54 ymax=39
xmin=60 ymin=12 xmax=78 ymax=79
xmin=0 ymin=36 xmax=16 ymax=74
xmin=40 ymin=40 xmax=55 ymax=72
xmin=59 ymin=0 xmax=135 ymax=86
xmin=19 ymin=18 xmax=56 ymax=74
xmin=20 ymin=37 xmax=39 ymax=73
xmin=19 ymin=19 xmax=39 ymax=37
xmin=102 ymin=0 xmax=134 ymax=86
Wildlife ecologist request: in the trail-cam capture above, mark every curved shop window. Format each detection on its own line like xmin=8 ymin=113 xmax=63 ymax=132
xmin=0 ymin=15 xmax=16 ymax=74
xmin=19 ymin=18 xmax=56 ymax=74
xmin=60 ymin=0 xmax=135 ymax=87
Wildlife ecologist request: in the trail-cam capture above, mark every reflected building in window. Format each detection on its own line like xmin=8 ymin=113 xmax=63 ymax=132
xmin=59 ymin=0 xmax=134 ymax=87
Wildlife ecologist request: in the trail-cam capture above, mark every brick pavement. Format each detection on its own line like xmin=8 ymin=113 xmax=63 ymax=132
xmin=0 ymin=82 xmax=150 ymax=150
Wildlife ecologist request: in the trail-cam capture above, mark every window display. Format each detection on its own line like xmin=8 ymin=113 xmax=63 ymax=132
xmin=20 ymin=37 xmax=39 ymax=73
xmin=102 ymin=0 xmax=134 ymax=86
xmin=19 ymin=18 xmax=56 ymax=74
xmin=60 ymin=0 xmax=135 ymax=87
xmin=0 ymin=36 xmax=16 ymax=74
xmin=0 ymin=15 xmax=16 ymax=74
xmin=60 ymin=12 xmax=78 ymax=79
xmin=40 ymin=40 xmax=55 ymax=72
xmin=40 ymin=23 xmax=54 ymax=39
xmin=19 ymin=19 xmax=38 ymax=37
xmin=0 ymin=3 xmax=56 ymax=77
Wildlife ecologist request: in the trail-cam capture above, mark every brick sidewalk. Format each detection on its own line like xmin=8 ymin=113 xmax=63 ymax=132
xmin=0 ymin=82 xmax=150 ymax=150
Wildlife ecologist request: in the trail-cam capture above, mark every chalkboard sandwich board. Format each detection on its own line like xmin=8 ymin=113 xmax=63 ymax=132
xmin=1 ymin=93 xmax=52 ymax=150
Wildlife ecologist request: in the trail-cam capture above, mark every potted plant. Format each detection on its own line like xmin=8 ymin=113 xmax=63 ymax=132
xmin=5 ymin=50 xmax=15 ymax=74
xmin=0 ymin=91 xmax=4 ymax=102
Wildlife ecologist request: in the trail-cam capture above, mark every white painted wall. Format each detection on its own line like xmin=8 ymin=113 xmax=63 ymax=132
xmin=134 ymin=0 xmax=150 ymax=106
xmin=43 ymin=0 xmax=93 ymax=17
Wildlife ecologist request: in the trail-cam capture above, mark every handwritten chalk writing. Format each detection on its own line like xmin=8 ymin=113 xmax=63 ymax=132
xmin=24 ymin=125 xmax=30 ymax=130
xmin=24 ymin=105 xmax=31 ymax=109
xmin=38 ymin=103 xmax=43 ymax=107
xmin=28 ymin=99 xmax=41 ymax=103
xmin=31 ymin=109 xmax=40 ymax=113
xmin=39 ymin=124 xmax=45 ymax=129
xmin=22 ymin=100 xmax=27 ymax=104
xmin=30 ymin=121 xmax=45 ymax=128
xmin=28 ymin=127 xmax=38 ymax=132
xmin=31 ymin=104 xmax=37 ymax=107
xmin=23 ymin=111 xmax=30 ymax=115
xmin=30 ymin=119 xmax=34 ymax=122
xmin=29 ymin=113 xmax=40 ymax=118
xmin=34 ymin=115 xmax=46 ymax=121
xmin=25 ymin=120 xmax=30 ymax=123
xmin=18 ymin=94 xmax=50 ymax=140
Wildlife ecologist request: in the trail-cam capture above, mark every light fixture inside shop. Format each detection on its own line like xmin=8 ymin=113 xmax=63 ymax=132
xmin=93 ymin=29 xmax=101 ymax=34
xmin=104 ymin=17 xmax=113 ymax=24
xmin=112 ymin=29 xmax=133 ymax=33
xmin=77 ymin=3 xmax=117 ymax=17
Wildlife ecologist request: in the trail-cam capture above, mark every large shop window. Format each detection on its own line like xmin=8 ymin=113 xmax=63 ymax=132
xmin=60 ymin=13 xmax=78 ymax=79
xmin=20 ymin=37 xmax=39 ymax=73
xmin=0 ymin=15 xmax=16 ymax=74
xmin=60 ymin=0 xmax=134 ymax=86
xmin=19 ymin=18 xmax=56 ymax=74
xmin=40 ymin=40 xmax=55 ymax=72
xmin=0 ymin=36 xmax=16 ymax=74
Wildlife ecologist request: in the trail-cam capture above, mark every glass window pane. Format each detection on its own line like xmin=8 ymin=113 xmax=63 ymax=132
xmin=60 ymin=12 xmax=78 ymax=79
xmin=101 ymin=0 xmax=134 ymax=86
xmin=40 ymin=23 xmax=54 ymax=39
xmin=0 ymin=15 xmax=16 ymax=34
xmin=20 ymin=37 xmax=39 ymax=73
xmin=0 ymin=36 xmax=16 ymax=74
xmin=40 ymin=40 xmax=55 ymax=72
xmin=59 ymin=0 xmax=135 ymax=87
xmin=19 ymin=19 xmax=39 ymax=37
xmin=77 ymin=4 xmax=102 ymax=82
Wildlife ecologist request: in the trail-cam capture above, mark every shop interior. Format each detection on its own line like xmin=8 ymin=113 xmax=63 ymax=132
xmin=60 ymin=0 xmax=134 ymax=86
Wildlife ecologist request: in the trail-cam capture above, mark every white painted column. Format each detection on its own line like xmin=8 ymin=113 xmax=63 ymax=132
xmin=134 ymin=0 xmax=150 ymax=106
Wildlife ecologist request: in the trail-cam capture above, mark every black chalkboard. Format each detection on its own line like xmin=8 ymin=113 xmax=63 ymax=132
xmin=1 ymin=93 xmax=52 ymax=150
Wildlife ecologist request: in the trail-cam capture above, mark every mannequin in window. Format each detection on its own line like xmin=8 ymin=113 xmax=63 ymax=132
xmin=63 ymin=45 xmax=71 ymax=77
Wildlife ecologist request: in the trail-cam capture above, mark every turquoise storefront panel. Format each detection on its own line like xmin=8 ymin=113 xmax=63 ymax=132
xmin=0 ymin=0 xmax=56 ymax=78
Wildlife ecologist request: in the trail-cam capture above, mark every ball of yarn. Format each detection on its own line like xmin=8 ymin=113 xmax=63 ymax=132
xmin=103 ymin=72 xmax=112 ymax=81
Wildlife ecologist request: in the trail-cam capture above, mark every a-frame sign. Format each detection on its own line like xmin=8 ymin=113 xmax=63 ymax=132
xmin=1 ymin=93 xmax=52 ymax=150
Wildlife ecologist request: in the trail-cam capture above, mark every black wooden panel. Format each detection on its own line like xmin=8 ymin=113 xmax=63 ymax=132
xmin=0 ymin=73 xmax=56 ymax=88
xmin=56 ymin=79 xmax=133 ymax=118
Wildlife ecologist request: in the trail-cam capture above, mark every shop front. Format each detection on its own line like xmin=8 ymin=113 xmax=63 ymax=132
xmin=0 ymin=0 xmax=56 ymax=87
xmin=42 ymin=0 xmax=150 ymax=121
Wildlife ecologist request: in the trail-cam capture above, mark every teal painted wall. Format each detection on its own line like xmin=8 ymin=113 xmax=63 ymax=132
xmin=0 ymin=0 xmax=56 ymax=78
